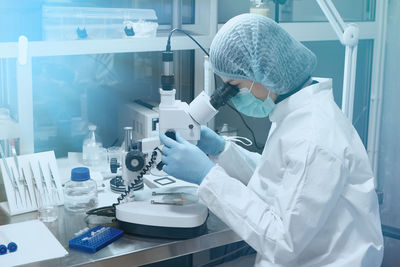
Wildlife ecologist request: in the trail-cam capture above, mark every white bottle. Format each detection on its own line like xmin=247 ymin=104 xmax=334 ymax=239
xmin=82 ymin=125 xmax=103 ymax=166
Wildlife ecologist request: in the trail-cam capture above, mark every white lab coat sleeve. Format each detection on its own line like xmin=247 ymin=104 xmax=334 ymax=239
xmin=209 ymin=140 xmax=261 ymax=185
xmin=198 ymin=141 xmax=346 ymax=264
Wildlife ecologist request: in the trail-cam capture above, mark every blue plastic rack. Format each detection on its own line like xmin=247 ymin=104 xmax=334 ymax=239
xmin=69 ymin=225 xmax=124 ymax=253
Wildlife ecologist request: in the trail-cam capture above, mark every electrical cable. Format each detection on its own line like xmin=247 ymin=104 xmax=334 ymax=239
xmin=86 ymin=149 xmax=159 ymax=217
xmin=166 ymin=28 xmax=209 ymax=56
xmin=226 ymin=103 xmax=265 ymax=150
xmin=112 ymin=149 xmax=158 ymax=210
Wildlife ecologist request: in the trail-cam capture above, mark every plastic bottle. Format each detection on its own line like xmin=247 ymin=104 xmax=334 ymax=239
xmin=82 ymin=125 xmax=103 ymax=166
xmin=64 ymin=167 xmax=98 ymax=212
xmin=250 ymin=0 xmax=270 ymax=17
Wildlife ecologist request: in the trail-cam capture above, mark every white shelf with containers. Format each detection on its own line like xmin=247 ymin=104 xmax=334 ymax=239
xmin=0 ymin=0 xmax=218 ymax=155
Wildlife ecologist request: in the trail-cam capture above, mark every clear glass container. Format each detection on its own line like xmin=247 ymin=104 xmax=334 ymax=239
xmin=64 ymin=167 xmax=98 ymax=212
xmin=82 ymin=124 xmax=103 ymax=166
xmin=250 ymin=0 xmax=271 ymax=18
xmin=38 ymin=186 xmax=58 ymax=222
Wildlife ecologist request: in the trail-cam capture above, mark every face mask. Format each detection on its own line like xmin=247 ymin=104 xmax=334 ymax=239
xmin=231 ymin=81 xmax=276 ymax=118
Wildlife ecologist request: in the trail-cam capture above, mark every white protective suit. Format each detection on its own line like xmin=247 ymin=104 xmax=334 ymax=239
xmin=198 ymin=78 xmax=384 ymax=266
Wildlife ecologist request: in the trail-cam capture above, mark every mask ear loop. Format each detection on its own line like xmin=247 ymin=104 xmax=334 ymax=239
xmin=224 ymin=136 xmax=253 ymax=147
xmin=266 ymin=89 xmax=274 ymax=102
xmin=249 ymin=81 xmax=255 ymax=93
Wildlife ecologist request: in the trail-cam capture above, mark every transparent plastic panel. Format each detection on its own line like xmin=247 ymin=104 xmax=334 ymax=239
xmin=31 ymin=50 xmax=194 ymax=157
xmin=218 ymin=0 xmax=375 ymax=23
xmin=128 ymin=0 xmax=195 ymax=25
xmin=0 ymin=58 xmax=18 ymax=202
xmin=214 ymin=39 xmax=373 ymax=152
xmin=278 ymin=0 xmax=375 ymax=22
xmin=378 ymin=0 xmax=400 ymax=229
xmin=218 ymin=0 xmax=250 ymax=24
xmin=0 ymin=59 xmax=18 ymax=122
xmin=43 ymin=0 xmax=195 ymax=25
xmin=0 ymin=58 xmax=20 ymax=155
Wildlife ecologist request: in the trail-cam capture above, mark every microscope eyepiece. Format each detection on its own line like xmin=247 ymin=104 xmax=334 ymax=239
xmin=209 ymin=83 xmax=239 ymax=110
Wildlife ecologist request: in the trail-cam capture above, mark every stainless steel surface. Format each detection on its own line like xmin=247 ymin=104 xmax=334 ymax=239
xmin=0 ymin=206 xmax=241 ymax=266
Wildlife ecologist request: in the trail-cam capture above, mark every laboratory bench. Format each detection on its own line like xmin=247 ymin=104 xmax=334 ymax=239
xmin=0 ymin=205 xmax=242 ymax=267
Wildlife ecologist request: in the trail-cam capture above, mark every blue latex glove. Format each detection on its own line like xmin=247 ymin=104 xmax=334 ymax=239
xmin=160 ymin=132 xmax=216 ymax=185
xmin=196 ymin=125 xmax=226 ymax=156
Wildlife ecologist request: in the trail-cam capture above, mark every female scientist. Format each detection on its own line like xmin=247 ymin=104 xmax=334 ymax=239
xmin=159 ymin=14 xmax=383 ymax=266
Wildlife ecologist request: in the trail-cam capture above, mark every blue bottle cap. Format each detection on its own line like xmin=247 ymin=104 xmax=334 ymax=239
xmin=0 ymin=244 xmax=7 ymax=255
xmin=7 ymin=242 xmax=17 ymax=253
xmin=71 ymin=167 xmax=90 ymax=182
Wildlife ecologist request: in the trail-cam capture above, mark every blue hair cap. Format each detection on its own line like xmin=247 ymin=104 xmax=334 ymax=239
xmin=210 ymin=14 xmax=317 ymax=95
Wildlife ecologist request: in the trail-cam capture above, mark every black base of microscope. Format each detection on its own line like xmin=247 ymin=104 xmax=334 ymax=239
xmin=118 ymin=220 xmax=208 ymax=239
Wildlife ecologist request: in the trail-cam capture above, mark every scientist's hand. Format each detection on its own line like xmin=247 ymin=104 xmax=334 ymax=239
xmin=160 ymin=132 xmax=216 ymax=185
xmin=196 ymin=125 xmax=226 ymax=156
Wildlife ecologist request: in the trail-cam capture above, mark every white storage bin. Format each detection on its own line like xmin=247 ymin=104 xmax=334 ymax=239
xmin=42 ymin=6 xmax=158 ymax=40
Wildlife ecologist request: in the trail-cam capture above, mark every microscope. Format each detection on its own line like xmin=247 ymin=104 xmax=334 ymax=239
xmin=117 ymin=48 xmax=239 ymax=194
xmin=109 ymin=30 xmax=239 ymax=239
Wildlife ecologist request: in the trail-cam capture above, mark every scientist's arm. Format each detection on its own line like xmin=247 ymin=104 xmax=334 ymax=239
xmin=197 ymin=125 xmax=261 ymax=185
xmin=211 ymin=140 xmax=261 ymax=185
xmin=198 ymin=140 xmax=346 ymax=264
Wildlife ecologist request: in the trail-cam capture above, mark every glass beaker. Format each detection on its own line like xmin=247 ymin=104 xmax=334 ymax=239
xmin=37 ymin=186 xmax=58 ymax=222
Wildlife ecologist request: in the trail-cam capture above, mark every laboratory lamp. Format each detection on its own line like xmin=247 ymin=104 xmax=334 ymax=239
xmin=316 ymin=0 xmax=359 ymax=122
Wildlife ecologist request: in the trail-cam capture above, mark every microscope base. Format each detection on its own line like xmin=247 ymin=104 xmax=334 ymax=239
xmin=115 ymin=186 xmax=209 ymax=239
xmin=118 ymin=220 xmax=207 ymax=239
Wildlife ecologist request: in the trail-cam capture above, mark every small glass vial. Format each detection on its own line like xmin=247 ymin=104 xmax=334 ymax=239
xmin=64 ymin=167 xmax=98 ymax=212
xmin=250 ymin=0 xmax=270 ymax=18
xmin=82 ymin=124 xmax=103 ymax=167
xmin=37 ymin=186 xmax=58 ymax=223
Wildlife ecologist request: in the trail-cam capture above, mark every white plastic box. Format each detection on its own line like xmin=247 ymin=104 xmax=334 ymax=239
xmin=42 ymin=6 xmax=158 ymax=41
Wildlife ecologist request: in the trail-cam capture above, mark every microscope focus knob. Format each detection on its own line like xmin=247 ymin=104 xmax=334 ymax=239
xmin=165 ymin=130 xmax=176 ymax=140
xmin=110 ymin=158 xmax=120 ymax=173
xmin=125 ymin=150 xmax=145 ymax=172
